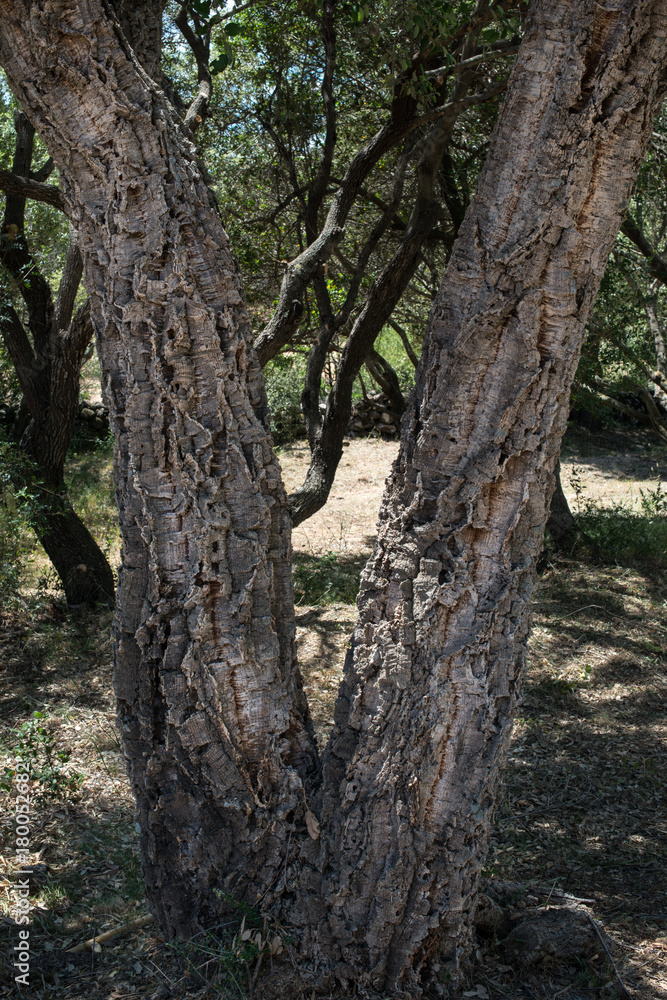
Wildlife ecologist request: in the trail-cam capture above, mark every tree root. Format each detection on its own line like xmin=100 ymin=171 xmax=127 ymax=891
xmin=475 ymin=879 xmax=610 ymax=967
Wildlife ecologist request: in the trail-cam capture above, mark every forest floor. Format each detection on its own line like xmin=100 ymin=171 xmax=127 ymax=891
xmin=0 ymin=422 xmax=665 ymax=1000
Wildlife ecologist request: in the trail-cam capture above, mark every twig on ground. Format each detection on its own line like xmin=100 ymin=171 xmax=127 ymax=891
xmin=530 ymin=885 xmax=596 ymax=906
xmin=67 ymin=913 xmax=154 ymax=953
xmin=586 ymin=914 xmax=635 ymax=1000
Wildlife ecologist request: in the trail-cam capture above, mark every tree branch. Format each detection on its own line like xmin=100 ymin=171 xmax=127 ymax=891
xmin=287 ymin=31 xmax=490 ymax=525
xmin=303 ymin=0 xmax=337 ymax=241
xmin=55 ymin=226 xmax=84 ymax=334
xmin=335 ymin=147 xmax=413 ymax=333
xmin=590 ymin=320 xmax=667 ymax=394
xmin=389 ymin=318 xmax=419 ymax=367
xmin=219 ymin=0 xmax=263 ymax=20
xmin=425 ymin=41 xmax=521 ymax=81
xmin=175 ymin=3 xmax=212 ymax=132
xmin=580 ymin=377 xmax=667 ymax=445
xmin=0 ymin=169 xmax=65 ymax=211
xmin=254 ymin=78 xmax=507 ymax=367
xmin=31 ymin=156 xmax=54 ymax=182
xmin=621 ymin=213 xmax=667 ymax=286
xmin=0 ymin=301 xmax=47 ymax=413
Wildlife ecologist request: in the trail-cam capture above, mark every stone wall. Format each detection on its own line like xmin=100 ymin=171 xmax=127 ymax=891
xmin=347 ymin=392 xmax=400 ymax=439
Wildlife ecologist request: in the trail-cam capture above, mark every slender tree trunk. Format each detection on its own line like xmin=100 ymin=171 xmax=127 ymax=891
xmin=645 ymin=293 xmax=667 ymax=406
xmin=1 ymin=113 xmax=114 ymax=607
xmin=546 ymin=461 xmax=584 ymax=551
xmin=2 ymin=1 xmax=666 ymax=995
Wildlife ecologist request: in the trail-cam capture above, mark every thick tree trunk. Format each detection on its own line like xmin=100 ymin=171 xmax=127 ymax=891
xmin=291 ymin=0 xmax=667 ymax=991
xmin=0 ymin=0 xmax=318 ymax=938
xmin=2 ymin=1 xmax=666 ymax=995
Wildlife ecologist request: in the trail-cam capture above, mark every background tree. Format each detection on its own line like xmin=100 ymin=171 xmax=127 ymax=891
xmin=1 ymin=1 xmax=666 ymax=995
xmin=575 ymin=107 xmax=667 ymax=443
xmin=0 ymin=104 xmax=115 ymax=607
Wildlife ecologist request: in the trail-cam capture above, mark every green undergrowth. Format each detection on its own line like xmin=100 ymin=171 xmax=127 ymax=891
xmin=166 ymin=898 xmax=288 ymax=997
xmin=292 ymin=550 xmax=364 ymax=606
xmin=0 ymin=710 xmax=83 ymax=803
xmin=65 ymin=432 xmax=119 ymax=564
xmin=575 ymin=483 xmax=667 ymax=568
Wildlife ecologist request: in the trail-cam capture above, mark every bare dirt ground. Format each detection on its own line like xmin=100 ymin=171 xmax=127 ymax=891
xmin=559 ymin=423 xmax=667 ymax=511
xmin=0 ymin=425 xmax=665 ymax=999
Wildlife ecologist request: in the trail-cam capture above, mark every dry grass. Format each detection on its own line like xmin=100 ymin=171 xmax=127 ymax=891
xmin=1 ymin=426 xmax=666 ymax=999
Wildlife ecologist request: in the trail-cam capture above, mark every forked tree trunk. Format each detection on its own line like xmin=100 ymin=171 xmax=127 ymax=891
xmin=1 ymin=0 xmax=666 ymax=995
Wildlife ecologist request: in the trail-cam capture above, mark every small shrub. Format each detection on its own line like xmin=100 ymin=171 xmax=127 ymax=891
xmin=1 ymin=711 xmax=83 ymax=803
xmin=293 ymin=551 xmax=363 ymax=606
xmin=264 ymin=354 xmax=306 ymax=444
xmin=576 ymin=484 xmax=667 ymax=567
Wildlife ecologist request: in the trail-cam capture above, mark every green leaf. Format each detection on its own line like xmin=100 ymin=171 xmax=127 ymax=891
xmin=210 ymin=52 xmax=230 ymax=75
xmin=224 ymin=22 xmax=243 ymax=37
xmin=190 ymin=0 xmax=211 ymax=18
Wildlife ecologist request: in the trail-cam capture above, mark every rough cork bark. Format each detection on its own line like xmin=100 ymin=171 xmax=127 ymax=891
xmin=1 ymin=0 xmax=666 ymax=993
xmin=292 ymin=0 xmax=667 ymax=991
xmin=0 ymin=0 xmax=318 ymax=936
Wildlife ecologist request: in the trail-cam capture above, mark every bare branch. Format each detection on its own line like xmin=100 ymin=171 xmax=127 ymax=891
xmin=0 ymin=169 xmax=65 ymax=211
xmin=254 ymin=78 xmax=508 ymax=367
xmin=389 ymin=318 xmax=419 ymax=368
xmin=425 ymin=41 xmax=521 ymax=81
xmin=335 ymin=148 xmax=412 ymax=333
xmin=175 ymin=4 xmax=212 ymax=132
xmin=31 ymin=156 xmax=55 ymax=182
xmin=580 ymin=378 xmax=652 ymax=424
xmin=288 ymin=31 xmax=489 ymax=525
xmin=582 ymin=375 xmax=667 ymax=446
xmin=621 ymin=213 xmax=667 ymax=286
xmin=219 ymin=0 xmax=263 ymax=20
xmin=303 ymin=0 xmax=337 ymax=241
xmin=55 ymin=226 xmax=84 ymax=333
